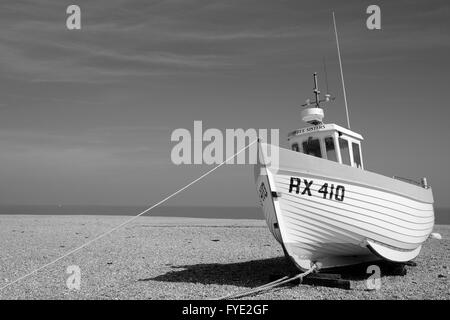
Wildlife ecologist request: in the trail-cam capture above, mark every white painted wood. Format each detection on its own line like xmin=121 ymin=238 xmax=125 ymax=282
xmin=367 ymin=239 xmax=422 ymax=262
xmin=255 ymin=141 xmax=435 ymax=270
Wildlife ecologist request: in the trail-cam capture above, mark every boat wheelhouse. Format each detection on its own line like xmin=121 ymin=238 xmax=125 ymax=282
xmin=286 ymin=72 xmax=364 ymax=169
xmin=288 ymin=123 xmax=364 ymax=169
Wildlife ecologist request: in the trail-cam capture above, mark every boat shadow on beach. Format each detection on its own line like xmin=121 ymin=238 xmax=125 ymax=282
xmin=141 ymin=257 xmax=410 ymax=288
xmin=140 ymin=257 xmax=293 ymax=288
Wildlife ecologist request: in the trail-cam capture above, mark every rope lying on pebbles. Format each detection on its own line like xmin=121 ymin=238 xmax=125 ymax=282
xmin=215 ymin=264 xmax=318 ymax=300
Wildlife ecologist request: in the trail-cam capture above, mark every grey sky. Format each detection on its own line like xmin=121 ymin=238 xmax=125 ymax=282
xmin=0 ymin=0 xmax=449 ymax=208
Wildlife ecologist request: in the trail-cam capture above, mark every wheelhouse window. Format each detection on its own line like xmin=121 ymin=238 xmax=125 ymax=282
xmin=291 ymin=143 xmax=299 ymax=152
xmin=324 ymin=136 xmax=337 ymax=162
xmin=352 ymin=142 xmax=362 ymax=168
xmin=339 ymin=138 xmax=351 ymax=165
xmin=302 ymin=138 xmax=322 ymax=158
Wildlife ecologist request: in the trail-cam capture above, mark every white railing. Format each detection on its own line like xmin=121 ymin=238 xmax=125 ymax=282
xmin=393 ymin=176 xmax=427 ymax=188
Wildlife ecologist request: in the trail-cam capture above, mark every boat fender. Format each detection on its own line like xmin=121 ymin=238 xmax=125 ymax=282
xmin=430 ymin=233 xmax=442 ymax=240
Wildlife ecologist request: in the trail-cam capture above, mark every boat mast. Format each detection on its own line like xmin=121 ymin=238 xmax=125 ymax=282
xmin=332 ymin=12 xmax=351 ymax=130
xmin=313 ymin=72 xmax=320 ymax=107
xmin=300 ymin=73 xmax=334 ymax=125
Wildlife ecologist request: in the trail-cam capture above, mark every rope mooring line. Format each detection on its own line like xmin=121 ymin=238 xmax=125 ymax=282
xmin=215 ymin=264 xmax=318 ymax=300
xmin=0 ymin=139 xmax=259 ymax=292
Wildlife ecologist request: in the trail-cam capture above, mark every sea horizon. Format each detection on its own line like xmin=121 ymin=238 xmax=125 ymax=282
xmin=0 ymin=205 xmax=449 ymax=225
xmin=0 ymin=205 xmax=263 ymax=220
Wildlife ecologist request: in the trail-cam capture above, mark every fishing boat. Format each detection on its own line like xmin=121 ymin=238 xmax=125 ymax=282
xmin=254 ymin=70 xmax=434 ymax=270
xmin=253 ymin=13 xmax=435 ymax=273
xmin=254 ymin=71 xmax=434 ymax=271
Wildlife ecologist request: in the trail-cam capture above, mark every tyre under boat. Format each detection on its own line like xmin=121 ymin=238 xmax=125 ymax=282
xmin=255 ymin=142 xmax=434 ymax=271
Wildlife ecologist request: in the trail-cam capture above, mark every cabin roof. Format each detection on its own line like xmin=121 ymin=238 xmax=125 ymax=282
xmin=288 ymin=123 xmax=364 ymax=141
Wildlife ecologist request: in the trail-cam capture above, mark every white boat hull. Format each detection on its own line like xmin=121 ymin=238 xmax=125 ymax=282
xmin=255 ymin=143 xmax=434 ymax=270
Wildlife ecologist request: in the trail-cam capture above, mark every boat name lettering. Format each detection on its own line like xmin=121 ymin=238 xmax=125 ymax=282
xmin=289 ymin=177 xmax=345 ymax=201
xmin=293 ymin=125 xmax=326 ymax=135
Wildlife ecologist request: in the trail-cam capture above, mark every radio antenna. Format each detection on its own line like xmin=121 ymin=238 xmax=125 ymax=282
xmin=323 ymin=57 xmax=330 ymax=94
xmin=332 ymin=12 xmax=351 ymax=130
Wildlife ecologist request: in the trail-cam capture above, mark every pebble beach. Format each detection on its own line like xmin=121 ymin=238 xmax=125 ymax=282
xmin=0 ymin=215 xmax=448 ymax=300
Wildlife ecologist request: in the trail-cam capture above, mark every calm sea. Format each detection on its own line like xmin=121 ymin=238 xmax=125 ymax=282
xmin=0 ymin=205 xmax=448 ymax=224
xmin=0 ymin=205 xmax=263 ymax=220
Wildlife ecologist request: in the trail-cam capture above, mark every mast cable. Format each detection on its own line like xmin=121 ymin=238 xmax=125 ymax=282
xmin=332 ymin=12 xmax=351 ymax=130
